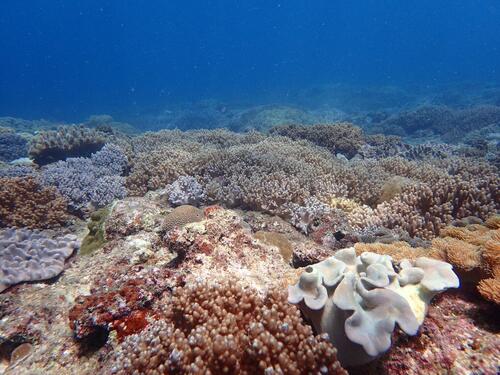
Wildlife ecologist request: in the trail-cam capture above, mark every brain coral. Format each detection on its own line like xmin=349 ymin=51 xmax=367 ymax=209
xmin=0 ymin=177 xmax=70 ymax=229
xmin=162 ymin=205 xmax=204 ymax=233
xmin=0 ymin=228 xmax=80 ymax=292
xmin=288 ymin=247 xmax=459 ymax=366
xmin=109 ymin=281 xmax=347 ymax=374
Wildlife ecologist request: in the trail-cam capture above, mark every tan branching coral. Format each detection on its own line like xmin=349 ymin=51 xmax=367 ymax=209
xmin=125 ymin=128 xmax=498 ymax=241
xmin=269 ymin=122 xmax=365 ymax=158
xmin=0 ymin=177 xmax=70 ymax=228
xmin=109 ymin=281 xmax=347 ymax=375
xmin=354 ymin=241 xmax=435 ymax=263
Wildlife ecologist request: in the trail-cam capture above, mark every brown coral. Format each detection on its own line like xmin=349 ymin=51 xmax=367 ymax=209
xmin=355 ymin=217 xmax=500 ymax=304
xmin=269 ymin=122 xmax=365 ymax=158
xmin=29 ymin=125 xmax=106 ymax=166
xmin=0 ymin=177 xmax=70 ymax=229
xmin=162 ymin=205 xmax=204 ymax=233
xmin=108 ymin=281 xmax=346 ymax=375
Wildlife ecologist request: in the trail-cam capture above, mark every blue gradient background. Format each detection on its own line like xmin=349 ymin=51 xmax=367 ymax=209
xmin=1 ymin=0 xmax=499 ymax=120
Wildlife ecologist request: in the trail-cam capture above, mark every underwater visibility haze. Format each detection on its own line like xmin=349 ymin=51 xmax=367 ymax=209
xmin=0 ymin=1 xmax=499 ymax=374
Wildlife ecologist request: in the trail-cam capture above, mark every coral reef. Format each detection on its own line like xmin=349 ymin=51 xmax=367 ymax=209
xmin=270 ymin=122 xmax=365 ymax=158
xmin=29 ymin=126 xmax=107 ymax=166
xmin=374 ymin=104 xmax=500 ymax=143
xmin=354 ymin=217 xmax=500 ymax=304
xmin=0 ymin=228 xmax=80 ymax=292
xmin=0 ymin=131 xmax=28 ymax=162
xmin=0 ymin=177 xmax=70 ymax=229
xmin=39 ymin=144 xmax=128 ymax=213
xmin=288 ymin=248 xmax=459 ymax=366
xmin=108 ymin=281 xmax=347 ymax=375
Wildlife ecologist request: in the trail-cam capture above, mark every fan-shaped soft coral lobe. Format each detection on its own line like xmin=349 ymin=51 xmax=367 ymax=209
xmin=288 ymin=247 xmax=459 ymax=366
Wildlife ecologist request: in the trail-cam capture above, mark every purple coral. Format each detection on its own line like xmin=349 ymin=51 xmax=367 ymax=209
xmin=39 ymin=144 xmax=128 ymax=212
xmin=0 ymin=132 xmax=28 ymax=162
xmin=0 ymin=228 xmax=80 ymax=292
xmin=165 ymin=175 xmax=206 ymax=207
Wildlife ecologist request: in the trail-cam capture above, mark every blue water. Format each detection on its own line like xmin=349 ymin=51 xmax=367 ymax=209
xmin=1 ymin=0 xmax=499 ymax=121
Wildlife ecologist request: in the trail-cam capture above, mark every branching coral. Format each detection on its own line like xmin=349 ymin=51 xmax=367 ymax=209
xmin=108 ymin=281 xmax=347 ymax=374
xmin=166 ymin=175 xmax=206 ymax=207
xmin=39 ymin=144 xmax=128 ymax=213
xmin=0 ymin=132 xmax=28 ymax=162
xmin=0 ymin=177 xmax=70 ymax=229
xmin=270 ymin=122 xmax=365 ymax=158
xmin=288 ymin=248 xmax=459 ymax=366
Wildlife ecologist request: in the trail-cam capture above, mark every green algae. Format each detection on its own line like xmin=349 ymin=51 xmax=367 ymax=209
xmin=80 ymin=207 xmax=110 ymax=255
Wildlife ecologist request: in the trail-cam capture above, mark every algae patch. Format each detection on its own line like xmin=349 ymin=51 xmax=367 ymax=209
xmin=80 ymin=207 xmax=110 ymax=255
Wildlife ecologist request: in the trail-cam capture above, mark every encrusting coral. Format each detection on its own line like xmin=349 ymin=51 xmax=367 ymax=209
xmin=108 ymin=281 xmax=347 ymax=375
xmin=0 ymin=228 xmax=80 ymax=292
xmin=0 ymin=177 xmax=70 ymax=229
xmin=288 ymin=247 xmax=459 ymax=366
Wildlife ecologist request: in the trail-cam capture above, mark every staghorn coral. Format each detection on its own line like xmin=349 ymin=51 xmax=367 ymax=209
xmin=29 ymin=125 xmax=107 ymax=166
xmin=288 ymin=248 xmax=459 ymax=366
xmin=0 ymin=228 xmax=80 ymax=292
xmin=0 ymin=177 xmax=70 ymax=229
xmin=270 ymin=122 xmax=365 ymax=158
xmin=108 ymin=281 xmax=347 ymax=375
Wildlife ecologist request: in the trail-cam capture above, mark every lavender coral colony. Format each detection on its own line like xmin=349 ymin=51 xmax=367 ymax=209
xmin=0 ymin=118 xmax=498 ymax=375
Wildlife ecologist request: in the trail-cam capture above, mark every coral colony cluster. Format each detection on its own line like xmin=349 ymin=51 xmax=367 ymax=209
xmin=0 ymin=112 xmax=498 ymax=375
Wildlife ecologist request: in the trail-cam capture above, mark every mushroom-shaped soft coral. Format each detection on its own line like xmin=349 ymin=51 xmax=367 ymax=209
xmin=288 ymin=266 xmax=328 ymax=310
xmin=288 ymin=247 xmax=459 ymax=367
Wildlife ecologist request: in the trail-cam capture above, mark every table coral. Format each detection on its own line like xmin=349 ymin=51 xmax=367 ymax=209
xmin=28 ymin=125 xmax=106 ymax=166
xmin=0 ymin=228 xmax=80 ymax=292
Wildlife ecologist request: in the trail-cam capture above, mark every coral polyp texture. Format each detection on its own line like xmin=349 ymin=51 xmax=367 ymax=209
xmin=28 ymin=125 xmax=106 ymax=165
xmin=0 ymin=177 xmax=70 ymax=229
xmin=288 ymin=247 xmax=459 ymax=366
xmin=108 ymin=281 xmax=347 ymax=375
xmin=0 ymin=228 xmax=80 ymax=292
